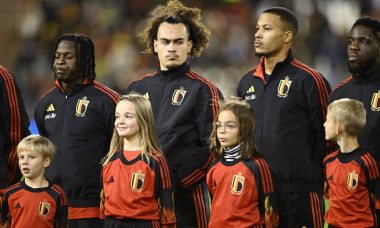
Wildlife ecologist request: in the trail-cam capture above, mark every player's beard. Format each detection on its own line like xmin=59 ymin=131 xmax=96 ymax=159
xmin=348 ymin=58 xmax=377 ymax=75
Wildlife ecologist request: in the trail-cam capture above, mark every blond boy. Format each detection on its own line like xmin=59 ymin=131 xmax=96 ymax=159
xmin=1 ymin=135 xmax=67 ymax=228
xmin=323 ymin=98 xmax=380 ymax=227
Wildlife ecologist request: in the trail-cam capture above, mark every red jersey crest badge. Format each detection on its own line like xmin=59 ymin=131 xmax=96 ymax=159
xmin=172 ymin=87 xmax=187 ymax=105
xmin=76 ymin=96 xmax=90 ymax=117
xmin=231 ymin=171 xmax=245 ymax=195
xmin=371 ymin=90 xmax=380 ymax=111
xmin=131 ymin=169 xmax=145 ymax=192
xmin=277 ymin=76 xmax=292 ymax=98
xmin=347 ymin=170 xmax=358 ymax=190
xmin=38 ymin=200 xmax=51 ymax=218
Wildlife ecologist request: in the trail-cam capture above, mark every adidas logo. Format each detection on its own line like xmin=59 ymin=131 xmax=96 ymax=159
xmin=246 ymin=85 xmax=255 ymax=93
xmin=143 ymin=93 xmax=149 ymax=99
xmin=15 ymin=202 xmax=21 ymax=209
xmin=108 ymin=176 xmax=114 ymax=183
xmin=327 ymin=175 xmax=333 ymax=181
xmin=47 ymin=104 xmax=55 ymax=112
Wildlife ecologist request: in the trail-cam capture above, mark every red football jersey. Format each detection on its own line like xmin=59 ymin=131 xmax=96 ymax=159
xmin=1 ymin=180 xmax=68 ymax=228
xmin=102 ymin=149 xmax=175 ymax=225
xmin=323 ymin=147 xmax=380 ymax=227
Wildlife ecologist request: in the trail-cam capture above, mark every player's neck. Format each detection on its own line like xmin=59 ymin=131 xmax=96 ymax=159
xmin=25 ymin=175 xmax=49 ymax=189
xmin=337 ymin=135 xmax=359 ymax=153
xmin=123 ymin=137 xmax=142 ymax=151
xmin=264 ymin=49 xmax=289 ymax=75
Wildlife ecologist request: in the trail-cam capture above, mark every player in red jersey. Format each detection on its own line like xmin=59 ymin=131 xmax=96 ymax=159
xmin=207 ymin=97 xmax=278 ymax=228
xmin=101 ymin=93 xmax=176 ymax=228
xmin=323 ymin=98 xmax=380 ymax=227
xmin=1 ymin=135 xmax=68 ymax=228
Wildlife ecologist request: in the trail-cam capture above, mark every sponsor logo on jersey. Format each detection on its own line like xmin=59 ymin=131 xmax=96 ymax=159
xmin=371 ymin=90 xmax=380 ymax=111
xmin=47 ymin=104 xmax=55 ymax=112
xmin=247 ymin=85 xmax=255 ymax=93
xmin=245 ymin=94 xmax=256 ymax=101
xmin=131 ymin=169 xmax=145 ymax=192
xmin=277 ymin=76 xmax=292 ymax=98
xmin=76 ymin=96 xmax=90 ymax=117
xmin=38 ymin=200 xmax=50 ymax=218
xmin=14 ymin=202 xmax=21 ymax=209
xmin=143 ymin=92 xmax=149 ymax=99
xmin=347 ymin=170 xmax=358 ymax=190
xmin=171 ymin=87 xmax=187 ymax=106
xmin=44 ymin=113 xmax=56 ymax=120
xmin=231 ymin=171 xmax=245 ymax=195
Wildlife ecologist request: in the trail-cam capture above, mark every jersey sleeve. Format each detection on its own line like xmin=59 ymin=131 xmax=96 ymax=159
xmin=361 ymin=153 xmax=380 ymax=210
xmin=1 ymin=190 xmax=10 ymax=227
xmin=53 ymin=186 xmax=68 ymax=228
xmin=251 ymin=158 xmax=278 ymax=227
xmin=153 ymin=153 xmax=176 ymax=225
xmin=0 ymin=67 xmax=31 ymax=187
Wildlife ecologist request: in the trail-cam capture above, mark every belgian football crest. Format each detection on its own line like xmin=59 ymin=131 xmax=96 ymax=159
xmin=76 ymin=96 xmax=90 ymax=117
xmin=371 ymin=90 xmax=380 ymax=111
xmin=277 ymin=76 xmax=292 ymax=98
xmin=231 ymin=171 xmax=245 ymax=195
xmin=38 ymin=200 xmax=50 ymax=218
xmin=131 ymin=169 xmax=145 ymax=192
xmin=347 ymin=170 xmax=358 ymax=190
xmin=172 ymin=87 xmax=187 ymax=105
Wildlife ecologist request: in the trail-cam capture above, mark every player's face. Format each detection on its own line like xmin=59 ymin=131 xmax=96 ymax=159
xmin=115 ymin=100 xmax=140 ymax=142
xmin=254 ymin=13 xmax=287 ymax=57
xmin=348 ymin=25 xmax=380 ymax=76
xmin=215 ymin=110 xmax=239 ymax=150
xmin=53 ymin=40 xmax=81 ymax=85
xmin=324 ymin=112 xmax=339 ymax=141
xmin=18 ymin=151 xmax=50 ymax=181
xmin=154 ymin=22 xmax=193 ymax=71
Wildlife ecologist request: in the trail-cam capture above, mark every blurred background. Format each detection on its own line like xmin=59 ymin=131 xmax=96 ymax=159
xmin=1 ymin=0 xmax=379 ymax=133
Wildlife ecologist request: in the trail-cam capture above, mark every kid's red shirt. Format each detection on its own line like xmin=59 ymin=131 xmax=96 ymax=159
xmin=1 ymin=180 xmax=68 ymax=228
xmin=101 ymin=149 xmax=176 ymax=225
xmin=323 ymin=147 xmax=380 ymax=227
xmin=206 ymin=157 xmax=278 ymax=228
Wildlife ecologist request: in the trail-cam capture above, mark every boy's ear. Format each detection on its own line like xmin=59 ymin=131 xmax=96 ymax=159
xmin=44 ymin=157 xmax=51 ymax=168
xmin=337 ymin=123 xmax=344 ymax=135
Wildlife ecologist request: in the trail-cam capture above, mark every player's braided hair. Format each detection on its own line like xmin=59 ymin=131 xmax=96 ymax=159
xmin=137 ymin=0 xmax=210 ymax=58
xmin=51 ymin=34 xmax=96 ymax=83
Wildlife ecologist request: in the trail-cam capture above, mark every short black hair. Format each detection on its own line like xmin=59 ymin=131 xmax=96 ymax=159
xmin=351 ymin=16 xmax=380 ymax=41
xmin=51 ymin=34 xmax=96 ymax=83
xmin=263 ymin=7 xmax=298 ymax=37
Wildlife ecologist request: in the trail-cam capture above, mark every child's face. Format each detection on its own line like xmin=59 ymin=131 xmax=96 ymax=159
xmin=324 ymin=112 xmax=339 ymax=141
xmin=115 ymin=100 xmax=140 ymax=141
xmin=215 ymin=110 xmax=239 ymax=150
xmin=18 ymin=151 xmax=50 ymax=181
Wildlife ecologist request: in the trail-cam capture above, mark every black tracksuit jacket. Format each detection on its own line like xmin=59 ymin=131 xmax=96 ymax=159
xmin=34 ymin=80 xmax=119 ymax=208
xmin=328 ymin=66 xmax=380 ymax=162
xmin=126 ymin=61 xmax=223 ymax=190
xmin=237 ymin=50 xmax=332 ymax=192
xmin=0 ymin=66 xmax=30 ymax=189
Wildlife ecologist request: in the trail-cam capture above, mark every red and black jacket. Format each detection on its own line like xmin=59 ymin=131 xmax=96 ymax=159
xmin=34 ymin=80 xmax=119 ymax=218
xmin=328 ymin=66 xmax=380 ymax=162
xmin=237 ymin=50 xmax=332 ymax=192
xmin=126 ymin=61 xmax=223 ymax=190
xmin=0 ymin=66 xmax=30 ymax=190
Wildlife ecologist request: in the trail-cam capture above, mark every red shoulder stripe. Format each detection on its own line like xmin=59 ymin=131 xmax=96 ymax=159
xmin=93 ymin=81 xmax=120 ymax=103
xmin=362 ymin=153 xmax=380 ymax=179
xmin=331 ymin=76 xmax=352 ymax=94
xmin=0 ymin=66 xmax=21 ymax=184
xmin=323 ymin=150 xmax=338 ymax=163
xmin=52 ymin=184 xmax=68 ymax=205
xmin=186 ymin=70 xmax=221 ymax=121
xmin=255 ymin=157 xmax=273 ymax=193
xmin=151 ymin=151 xmax=171 ymax=189
xmin=242 ymin=65 xmax=259 ymax=78
xmin=192 ymin=184 xmax=208 ymax=228
xmin=310 ymin=192 xmax=323 ymax=228
xmin=291 ymin=59 xmax=329 ymax=119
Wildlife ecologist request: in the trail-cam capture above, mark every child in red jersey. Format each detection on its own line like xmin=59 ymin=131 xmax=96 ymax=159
xmin=323 ymin=98 xmax=380 ymax=227
xmin=207 ymin=97 xmax=278 ymax=228
xmin=101 ymin=93 xmax=176 ymax=228
xmin=1 ymin=135 xmax=68 ymax=228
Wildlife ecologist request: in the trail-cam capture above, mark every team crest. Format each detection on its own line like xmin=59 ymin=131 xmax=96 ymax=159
xmin=75 ymin=96 xmax=90 ymax=117
xmin=231 ymin=171 xmax=245 ymax=195
xmin=371 ymin=90 xmax=380 ymax=111
xmin=131 ymin=169 xmax=145 ymax=192
xmin=347 ymin=170 xmax=358 ymax=190
xmin=172 ymin=87 xmax=187 ymax=105
xmin=38 ymin=200 xmax=50 ymax=218
xmin=277 ymin=76 xmax=292 ymax=98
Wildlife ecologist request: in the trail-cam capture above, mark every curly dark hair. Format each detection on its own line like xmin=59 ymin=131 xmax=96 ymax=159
xmin=351 ymin=16 xmax=380 ymax=41
xmin=51 ymin=33 xmax=96 ymax=83
xmin=137 ymin=0 xmax=210 ymax=58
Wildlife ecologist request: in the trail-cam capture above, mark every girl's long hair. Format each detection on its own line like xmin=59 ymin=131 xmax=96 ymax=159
xmin=209 ymin=97 xmax=261 ymax=160
xmin=102 ymin=93 xmax=162 ymax=166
